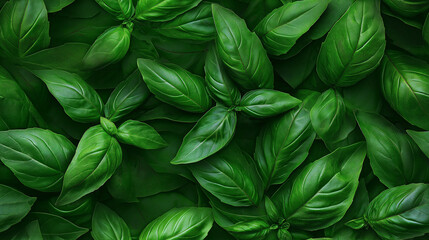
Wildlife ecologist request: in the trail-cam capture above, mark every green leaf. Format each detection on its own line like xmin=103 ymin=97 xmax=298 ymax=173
xmin=0 ymin=184 xmax=36 ymax=232
xmin=43 ymin=0 xmax=74 ymax=12
xmin=212 ymin=4 xmax=274 ymax=90
xmin=156 ymin=2 xmax=216 ymax=42
xmin=83 ymin=25 xmax=132 ymax=69
xmin=33 ymin=69 xmax=103 ymax=123
xmin=30 ymin=212 xmax=88 ymax=240
xmin=237 ymin=89 xmax=301 ymax=118
xmin=355 ymin=111 xmax=429 ymax=188
xmin=10 ymin=220 xmax=43 ymax=240
xmin=190 ymin=143 xmax=262 ymax=207
xmin=171 ymin=106 xmax=237 ymax=164
xmin=310 ymin=89 xmax=357 ymax=150
xmin=345 ymin=217 xmax=366 ymax=230
xmin=254 ymin=100 xmax=316 ymax=188
xmin=104 ymin=76 xmax=149 ymax=122
xmin=407 ymin=130 xmax=429 ymax=159
xmin=137 ymin=58 xmax=212 ymax=113
xmin=92 ymin=203 xmax=131 ymax=240
xmin=264 ymin=196 xmax=279 ymax=223
xmin=254 ymin=0 xmax=329 ymax=55
xmin=116 ymin=120 xmax=167 ymax=150
xmin=57 ymin=125 xmax=122 ymax=205
xmin=100 ymin=117 xmax=118 ymax=136
xmin=383 ymin=0 xmax=429 ymax=17
xmin=224 ymin=220 xmax=271 ymax=240
xmin=272 ymin=142 xmax=366 ymax=231
xmin=204 ymin=44 xmax=241 ymax=107
xmin=95 ymin=0 xmax=134 ymax=20
xmin=139 ymin=207 xmax=214 ymax=240
xmin=0 ymin=0 xmax=50 ymax=57
xmin=381 ymin=50 xmax=429 ymax=130
xmin=316 ymin=0 xmax=386 ymax=87
xmin=365 ymin=184 xmax=429 ymax=239
xmin=0 ymin=66 xmax=41 ymax=130
xmin=424 ymin=13 xmax=429 ymax=45
xmin=136 ymin=100 xmax=202 ymax=123
xmin=135 ymin=0 xmax=202 ymax=22
xmin=0 ymin=128 xmax=75 ymax=192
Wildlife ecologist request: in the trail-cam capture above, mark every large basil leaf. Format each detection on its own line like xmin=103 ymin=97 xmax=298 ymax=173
xmin=0 ymin=128 xmax=75 ymax=192
xmin=0 ymin=0 xmax=50 ymax=58
xmin=83 ymin=25 xmax=131 ymax=69
xmin=137 ymin=58 xmax=212 ymax=113
xmin=156 ymin=2 xmax=215 ymax=42
xmin=171 ymin=106 xmax=237 ymax=164
xmin=316 ymin=0 xmax=386 ymax=87
xmin=135 ymin=0 xmax=202 ymax=22
xmin=92 ymin=203 xmax=131 ymax=240
xmin=33 ymin=69 xmax=103 ymax=123
xmin=204 ymin=44 xmax=241 ymax=107
xmin=380 ymin=50 xmax=429 ymax=130
xmin=237 ymin=89 xmax=301 ymax=118
xmin=310 ymin=89 xmax=357 ymax=150
xmin=254 ymin=0 xmax=329 ymax=56
xmin=95 ymin=0 xmax=134 ymax=20
xmin=139 ymin=207 xmax=214 ymax=240
xmin=190 ymin=143 xmax=262 ymax=207
xmin=383 ymin=0 xmax=429 ymax=17
xmin=57 ymin=125 xmax=122 ymax=205
xmin=407 ymin=130 xmax=429 ymax=158
xmin=116 ymin=120 xmax=167 ymax=150
xmin=356 ymin=111 xmax=429 ymax=188
xmin=0 ymin=184 xmax=36 ymax=232
xmin=272 ymin=142 xmax=366 ymax=231
xmin=0 ymin=65 xmax=40 ymax=130
xmin=30 ymin=212 xmax=88 ymax=240
xmin=212 ymin=4 xmax=274 ymax=90
xmin=254 ymin=100 xmax=316 ymax=188
xmin=365 ymin=184 xmax=429 ymax=239
xmin=104 ymin=76 xmax=149 ymax=122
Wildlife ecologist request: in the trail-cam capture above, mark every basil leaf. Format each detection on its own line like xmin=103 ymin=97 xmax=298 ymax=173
xmin=365 ymin=184 xmax=429 ymax=239
xmin=139 ymin=207 xmax=214 ymax=240
xmin=0 ymin=128 xmax=75 ymax=192
xmin=224 ymin=220 xmax=271 ymax=240
xmin=254 ymin=101 xmax=316 ymax=188
xmin=116 ymin=120 xmax=167 ymax=150
xmin=135 ymin=0 xmax=202 ymax=22
xmin=383 ymin=0 xmax=429 ymax=17
xmin=104 ymin=76 xmax=149 ymax=122
xmin=30 ymin=212 xmax=88 ymax=240
xmin=43 ymin=0 xmax=74 ymax=12
xmin=237 ymin=89 xmax=301 ymax=118
xmin=381 ymin=50 xmax=429 ymax=130
xmin=92 ymin=203 xmax=131 ymax=240
xmin=204 ymin=44 xmax=241 ymax=107
xmin=316 ymin=0 xmax=386 ymax=87
xmin=171 ymin=106 xmax=237 ymax=164
xmin=156 ymin=2 xmax=215 ymax=42
xmin=190 ymin=143 xmax=262 ymax=207
xmin=136 ymin=100 xmax=202 ymax=123
xmin=10 ymin=220 xmax=43 ymax=240
xmin=265 ymin=196 xmax=280 ymax=223
xmin=137 ymin=58 xmax=212 ymax=113
xmin=272 ymin=142 xmax=366 ymax=231
xmin=212 ymin=4 xmax=274 ymax=90
xmin=95 ymin=0 xmax=134 ymax=20
xmin=254 ymin=0 xmax=329 ymax=56
xmin=83 ymin=25 xmax=132 ymax=69
xmin=57 ymin=125 xmax=122 ymax=205
xmin=33 ymin=69 xmax=103 ymax=123
xmin=0 ymin=66 xmax=40 ymax=130
xmin=424 ymin=13 xmax=429 ymax=45
xmin=310 ymin=89 xmax=357 ymax=150
xmin=0 ymin=184 xmax=36 ymax=232
xmin=356 ymin=111 xmax=429 ymax=188
xmin=407 ymin=130 xmax=429 ymax=159
xmin=0 ymin=0 xmax=50 ymax=57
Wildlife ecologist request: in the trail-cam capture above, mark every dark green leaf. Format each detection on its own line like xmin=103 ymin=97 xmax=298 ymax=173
xmin=383 ymin=0 xmax=429 ymax=17
xmin=224 ymin=220 xmax=271 ymax=240
xmin=95 ymin=0 xmax=134 ymax=20
xmin=10 ymin=220 xmax=43 ymax=240
xmin=171 ymin=106 xmax=237 ymax=164
xmin=43 ymin=0 xmax=74 ymax=12
xmin=135 ymin=0 xmax=202 ymax=22
xmin=92 ymin=203 xmax=131 ymax=240
xmin=407 ymin=130 xmax=429 ymax=159
xmin=30 ymin=212 xmax=88 ymax=240
xmin=116 ymin=120 xmax=167 ymax=149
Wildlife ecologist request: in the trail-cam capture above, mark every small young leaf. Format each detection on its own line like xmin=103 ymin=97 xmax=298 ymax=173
xmin=116 ymin=120 xmax=167 ymax=150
